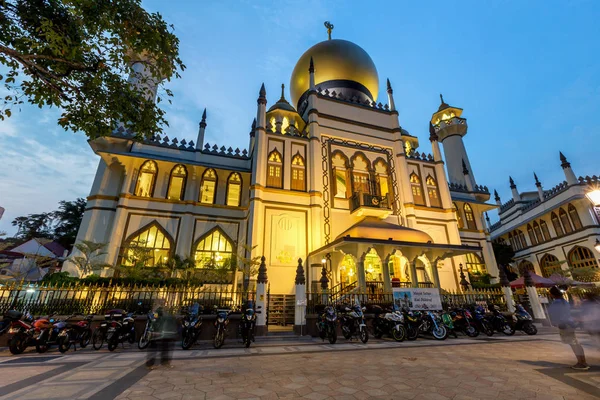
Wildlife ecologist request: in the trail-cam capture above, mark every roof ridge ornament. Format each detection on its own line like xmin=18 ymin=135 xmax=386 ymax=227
xmin=280 ymin=83 xmax=285 ymax=101
xmin=324 ymin=21 xmax=334 ymax=40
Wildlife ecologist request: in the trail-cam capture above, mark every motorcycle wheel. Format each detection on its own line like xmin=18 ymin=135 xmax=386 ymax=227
xmin=373 ymin=325 xmax=383 ymax=339
xmin=359 ymin=327 xmax=369 ymax=344
xmin=107 ymin=339 xmax=118 ymax=352
xmin=391 ymin=325 xmax=405 ymax=342
xmin=482 ymin=322 xmax=494 ymax=336
xmin=465 ymin=325 xmax=479 ymax=338
xmin=138 ymin=330 xmax=151 ymax=350
xmin=328 ymin=327 xmax=337 ymax=344
xmin=80 ymin=328 xmax=92 ymax=348
xmin=58 ymin=335 xmax=71 ymax=353
xmin=36 ymin=332 xmax=49 ymax=353
xmin=181 ymin=332 xmax=195 ymax=350
xmin=342 ymin=326 xmax=352 ymax=340
xmin=502 ymin=324 xmax=516 ymax=336
xmin=92 ymin=329 xmax=105 ymax=350
xmin=214 ymin=328 xmax=225 ymax=349
xmin=432 ymin=326 xmax=447 ymax=340
xmin=127 ymin=328 xmax=136 ymax=344
xmin=318 ymin=326 xmax=326 ymax=340
xmin=9 ymin=333 xmax=26 ymax=355
xmin=407 ymin=325 xmax=419 ymax=341
xmin=524 ymin=323 xmax=538 ymax=335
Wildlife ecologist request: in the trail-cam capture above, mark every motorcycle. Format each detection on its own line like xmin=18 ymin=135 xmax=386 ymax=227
xmin=441 ymin=311 xmax=457 ymax=338
xmin=34 ymin=314 xmax=66 ymax=353
xmin=316 ymin=305 xmax=338 ymax=344
xmin=472 ymin=305 xmax=494 ymax=336
xmin=6 ymin=311 xmax=36 ymax=355
xmin=181 ymin=303 xmax=203 ymax=350
xmin=372 ymin=305 xmax=405 ymax=342
xmin=418 ymin=311 xmax=447 ymax=340
xmin=105 ymin=310 xmax=136 ymax=351
xmin=0 ymin=310 xmax=21 ymax=336
xmin=340 ymin=303 xmax=368 ymax=343
xmin=57 ymin=314 xmax=93 ymax=353
xmin=138 ymin=309 xmax=159 ymax=350
xmin=512 ymin=304 xmax=537 ymax=335
xmin=450 ymin=308 xmax=479 ymax=337
xmin=239 ymin=304 xmax=260 ymax=348
xmin=213 ymin=308 xmax=231 ymax=349
xmin=487 ymin=303 xmax=515 ymax=336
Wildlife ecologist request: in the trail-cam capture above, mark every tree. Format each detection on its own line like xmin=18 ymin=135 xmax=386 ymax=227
xmin=52 ymin=198 xmax=86 ymax=249
xmin=492 ymin=242 xmax=518 ymax=281
xmin=11 ymin=212 xmax=53 ymax=240
xmin=237 ymin=244 xmax=261 ymax=292
xmin=68 ymin=240 xmax=110 ymax=276
xmin=0 ymin=0 xmax=185 ymax=139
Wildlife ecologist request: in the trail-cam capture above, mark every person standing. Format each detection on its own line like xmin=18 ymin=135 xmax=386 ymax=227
xmin=146 ymin=302 xmax=177 ymax=369
xmin=548 ymin=286 xmax=589 ymax=370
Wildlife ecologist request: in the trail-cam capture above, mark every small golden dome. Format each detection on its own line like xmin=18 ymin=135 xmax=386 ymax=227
xmin=290 ymin=39 xmax=379 ymax=109
xmin=336 ymin=217 xmax=434 ymax=243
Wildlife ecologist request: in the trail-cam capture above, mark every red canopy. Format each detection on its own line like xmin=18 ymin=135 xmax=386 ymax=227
xmin=510 ymin=272 xmax=556 ymax=288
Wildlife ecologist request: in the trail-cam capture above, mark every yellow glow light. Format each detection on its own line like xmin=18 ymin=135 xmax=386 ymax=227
xmin=586 ymin=189 xmax=600 ymax=207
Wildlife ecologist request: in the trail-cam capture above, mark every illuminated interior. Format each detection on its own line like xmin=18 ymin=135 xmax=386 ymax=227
xmin=388 ymin=252 xmax=410 ymax=282
xmin=167 ymin=164 xmax=187 ymax=201
xmin=194 ymin=229 xmax=233 ymax=269
xmin=199 ymin=168 xmax=217 ymax=204
xmin=364 ymin=248 xmax=383 ymax=282
xmin=291 ymin=154 xmax=305 ymax=191
xmin=339 ymin=254 xmax=357 ymax=285
xmin=267 ymin=150 xmax=283 ymax=188
xmin=124 ymin=224 xmax=171 ymax=267
xmin=226 ymin=173 xmax=242 ymax=206
xmin=134 ymin=160 xmax=157 ymax=197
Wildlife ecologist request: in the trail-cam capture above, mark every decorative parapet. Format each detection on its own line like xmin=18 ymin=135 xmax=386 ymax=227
xmin=499 ymin=198 xmax=515 ymax=213
xmin=448 ymin=182 xmax=489 ymax=194
xmin=543 ymin=181 xmax=569 ymax=201
xmin=489 ymin=220 xmax=502 ymax=232
xmin=578 ymin=175 xmax=600 ymax=185
xmin=315 ymin=86 xmax=391 ymax=112
xmin=520 ymin=198 xmax=541 ymax=213
xmin=202 ymin=142 xmax=249 ymax=159
xmin=432 ymin=116 xmax=467 ymax=132
xmin=406 ymin=151 xmax=434 ymax=162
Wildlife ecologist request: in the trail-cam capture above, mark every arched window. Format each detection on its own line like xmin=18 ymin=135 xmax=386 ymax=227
xmin=134 ymin=160 xmax=157 ymax=198
xmin=332 ymin=151 xmax=350 ymax=199
xmin=122 ymin=222 xmax=172 ymax=267
xmin=465 ymin=253 xmax=486 ymax=274
xmin=291 ymin=154 xmax=306 ymax=191
xmin=267 ymin=150 xmax=283 ymax=188
xmin=540 ymin=254 xmax=561 ymax=278
xmin=551 ymin=212 xmax=564 ymax=237
xmin=166 ymin=164 xmax=187 ymax=201
xmin=517 ymin=230 xmax=527 ymax=249
xmin=194 ymin=228 xmax=234 ymax=269
xmin=226 ymin=173 xmax=242 ymax=207
xmin=426 ymin=175 xmax=441 ymax=208
xmin=527 ymin=224 xmax=537 ymax=246
xmin=540 ymin=220 xmax=552 ymax=241
xmin=533 ymin=221 xmax=544 ymax=243
xmin=410 ymin=173 xmax=425 ymax=205
xmin=559 ymin=208 xmax=573 ymax=234
xmin=199 ymin=168 xmax=217 ymax=204
xmin=352 ymin=154 xmax=371 ymax=194
xmin=508 ymin=232 xmax=518 ymax=251
xmin=518 ymin=260 xmax=535 ymax=275
xmin=463 ymin=203 xmax=476 ymax=230
xmin=568 ymin=204 xmax=583 ymax=230
xmin=453 ymin=202 xmax=464 ymax=229
xmin=374 ymin=159 xmax=389 ymax=198
xmin=568 ymin=246 xmax=598 ymax=270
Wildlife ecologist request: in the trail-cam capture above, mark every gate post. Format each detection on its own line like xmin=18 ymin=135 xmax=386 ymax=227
xmin=255 ymin=256 xmax=268 ymax=336
xmin=320 ymin=265 xmax=329 ymax=305
xmin=524 ymin=268 xmax=546 ymax=321
xmin=498 ymin=266 xmax=516 ymax=312
xmin=294 ymin=258 xmax=307 ymax=335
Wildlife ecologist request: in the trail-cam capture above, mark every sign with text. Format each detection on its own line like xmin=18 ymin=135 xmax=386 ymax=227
xmin=392 ymin=288 xmax=443 ymax=311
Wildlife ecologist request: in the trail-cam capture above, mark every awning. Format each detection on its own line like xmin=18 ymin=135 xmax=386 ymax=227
xmin=510 ymin=272 xmax=555 ymax=288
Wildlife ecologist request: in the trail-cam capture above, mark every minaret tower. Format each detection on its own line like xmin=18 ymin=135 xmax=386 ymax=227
xmin=430 ymin=95 xmax=475 ymax=189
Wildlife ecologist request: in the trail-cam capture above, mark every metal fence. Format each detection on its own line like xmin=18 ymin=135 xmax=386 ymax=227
xmin=0 ymin=281 xmax=255 ymax=316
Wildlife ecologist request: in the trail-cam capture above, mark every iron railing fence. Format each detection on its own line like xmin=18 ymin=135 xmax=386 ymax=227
xmin=0 ymin=281 xmax=254 ymax=316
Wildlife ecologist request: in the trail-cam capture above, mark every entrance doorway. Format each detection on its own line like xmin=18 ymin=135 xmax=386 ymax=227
xmin=267 ymin=294 xmax=295 ymax=331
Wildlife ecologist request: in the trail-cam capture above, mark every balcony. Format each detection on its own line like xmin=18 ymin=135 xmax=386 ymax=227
xmin=349 ymin=192 xmax=392 ymax=218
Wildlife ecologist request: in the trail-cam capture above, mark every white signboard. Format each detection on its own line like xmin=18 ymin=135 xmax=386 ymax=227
xmin=392 ymin=288 xmax=443 ymax=311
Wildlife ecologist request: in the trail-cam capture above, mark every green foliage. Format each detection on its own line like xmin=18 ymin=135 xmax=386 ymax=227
xmin=41 ymin=271 xmax=76 ymax=284
xmin=11 ymin=213 xmax=54 ymax=240
xmin=237 ymin=244 xmax=261 ymax=291
xmin=69 ymin=240 xmax=111 ymax=276
xmin=492 ymin=242 xmax=515 ymax=267
xmin=0 ymin=0 xmax=185 ymax=139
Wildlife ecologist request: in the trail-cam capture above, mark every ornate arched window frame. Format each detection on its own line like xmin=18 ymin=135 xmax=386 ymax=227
xmin=134 ymin=160 xmax=158 ymax=198
xmin=518 ymin=260 xmax=535 ymax=275
xmin=540 ymin=253 xmax=561 ymax=278
xmin=199 ymin=168 xmax=218 ymax=204
xmin=121 ymin=221 xmax=173 ymax=267
xmin=291 ymin=152 xmax=306 ymax=191
xmin=568 ymin=204 xmax=583 ymax=230
xmin=568 ymin=246 xmax=598 ymax=270
xmin=551 ymin=212 xmax=564 ymax=237
xmin=425 ymin=175 xmax=441 ymax=208
xmin=226 ymin=172 xmax=242 ymax=207
xmin=465 ymin=253 xmax=486 ymax=274
xmin=540 ymin=219 xmax=552 ymax=241
xmin=559 ymin=208 xmax=573 ymax=234
xmin=453 ymin=202 xmax=464 ymax=229
xmin=350 ymin=152 xmax=372 ymax=194
xmin=532 ymin=221 xmax=544 ymax=243
xmin=331 ymin=150 xmax=350 ymax=199
xmin=373 ymin=158 xmax=390 ymax=198
xmin=527 ymin=224 xmax=537 ymax=246
xmin=192 ymin=227 xmax=236 ymax=270
xmin=267 ymin=149 xmax=283 ymax=188
xmin=166 ymin=164 xmax=187 ymax=201
xmin=410 ymin=172 xmax=425 ymax=206
xmin=463 ymin=203 xmax=477 ymax=230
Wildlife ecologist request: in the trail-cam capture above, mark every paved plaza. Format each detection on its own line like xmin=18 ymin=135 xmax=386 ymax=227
xmin=0 ymin=330 xmax=598 ymax=400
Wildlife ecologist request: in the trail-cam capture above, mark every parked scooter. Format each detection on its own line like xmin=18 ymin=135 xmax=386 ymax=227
xmin=6 ymin=311 xmax=36 ymax=355
xmin=450 ymin=308 xmax=479 ymax=337
xmin=340 ymin=303 xmax=368 ymax=343
xmin=512 ymin=304 xmax=537 ymax=335
xmin=401 ymin=308 xmax=420 ymax=341
xmin=418 ymin=311 xmax=447 ymax=340
xmin=372 ymin=305 xmax=405 ymax=342
xmin=441 ymin=311 xmax=457 ymax=338
xmin=57 ymin=314 xmax=93 ymax=353
xmin=213 ymin=307 xmax=231 ymax=349
xmin=0 ymin=310 xmax=20 ymax=336
xmin=239 ymin=303 xmax=260 ymax=348
xmin=472 ymin=305 xmax=494 ymax=336
xmin=181 ymin=303 xmax=203 ymax=350
xmin=34 ymin=314 xmax=65 ymax=353
xmin=138 ymin=309 xmax=159 ymax=350
xmin=486 ymin=303 xmax=515 ymax=336
xmin=316 ymin=305 xmax=338 ymax=344
xmin=105 ymin=310 xmax=136 ymax=351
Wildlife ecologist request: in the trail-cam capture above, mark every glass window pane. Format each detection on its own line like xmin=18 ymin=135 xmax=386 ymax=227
xmin=200 ymin=181 xmax=216 ymax=203
xmin=227 ymin=183 xmax=241 ymax=206
xmin=168 ymin=176 xmax=184 ymax=200
xmin=335 ymin=169 xmax=347 ymax=198
xmin=135 ymin=172 xmax=154 ymax=197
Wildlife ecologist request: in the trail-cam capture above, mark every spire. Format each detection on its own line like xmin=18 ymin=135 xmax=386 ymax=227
xmin=494 ymin=190 xmax=500 ymax=202
xmin=485 ymin=212 xmax=490 ymax=222
xmin=308 ymin=57 xmax=315 ymax=91
xmin=324 ymin=21 xmax=334 ymax=40
xmin=534 ymin=172 xmax=541 ymax=187
xmin=249 ymin=118 xmax=256 ymax=138
xmin=256 ymin=83 xmax=267 ymax=127
xmin=259 ymin=83 xmax=266 ymax=98
xmin=257 ymin=256 xmax=268 ymax=284
xmin=462 ymin=159 xmax=469 ymax=175
xmin=534 ymin=171 xmax=544 ymax=201
xmin=387 ymin=78 xmax=392 ymax=93
xmin=509 ymin=176 xmax=520 ymax=202
xmin=439 ymin=93 xmax=449 ymax=111
xmin=308 ymin=56 xmax=314 ymax=73
xmin=509 ymin=176 xmax=516 ymax=189
xmin=386 ymin=78 xmax=396 ymax=112
xmin=295 ymin=258 xmax=306 ymax=285
xmin=560 ymin=151 xmax=570 ymax=169
xmin=200 ymin=108 xmax=207 ymax=128
xmin=196 ymin=108 xmax=207 ymax=150
xmin=279 ymin=83 xmax=285 ymax=101
xmin=428 ymin=122 xmax=438 ymax=142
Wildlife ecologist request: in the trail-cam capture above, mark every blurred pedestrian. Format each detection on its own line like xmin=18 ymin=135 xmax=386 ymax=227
xmin=580 ymin=292 xmax=600 ymax=347
xmin=146 ymin=300 xmax=177 ymax=369
xmin=548 ymin=286 xmax=589 ymax=370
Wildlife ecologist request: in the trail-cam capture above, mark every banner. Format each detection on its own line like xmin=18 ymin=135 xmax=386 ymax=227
xmin=392 ymin=288 xmax=442 ymax=311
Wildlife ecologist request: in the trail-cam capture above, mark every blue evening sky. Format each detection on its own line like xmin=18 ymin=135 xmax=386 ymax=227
xmin=1 ymin=0 xmax=599 ymax=235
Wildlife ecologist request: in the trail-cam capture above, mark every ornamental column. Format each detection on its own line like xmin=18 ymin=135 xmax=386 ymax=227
xmin=523 ymin=268 xmax=546 ymax=321
xmin=498 ymin=266 xmax=516 ymax=312
xmin=294 ymin=258 xmax=307 ymax=335
xmin=255 ymin=256 xmax=268 ymax=336
xmin=320 ymin=265 xmax=329 ymax=305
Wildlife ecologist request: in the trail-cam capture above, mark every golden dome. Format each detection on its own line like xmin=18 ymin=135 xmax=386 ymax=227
xmin=336 ymin=217 xmax=434 ymax=243
xmin=290 ymin=39 xmax=379 ymax=109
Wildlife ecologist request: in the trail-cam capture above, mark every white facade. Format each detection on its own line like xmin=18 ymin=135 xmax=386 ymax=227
xmin=68 ymin=37 xmax=500 ymax=295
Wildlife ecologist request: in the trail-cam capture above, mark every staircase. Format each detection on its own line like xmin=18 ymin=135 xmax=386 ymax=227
xmin=329 ymin=281 xmax=358 ymax=303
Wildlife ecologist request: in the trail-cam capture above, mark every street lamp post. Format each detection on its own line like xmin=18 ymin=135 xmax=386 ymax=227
xmin=585 ymin=188 xmax=600 ymax=207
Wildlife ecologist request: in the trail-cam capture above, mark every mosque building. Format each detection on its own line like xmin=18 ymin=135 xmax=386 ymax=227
xmin=68 ymin=26 xmax=501 ymax=299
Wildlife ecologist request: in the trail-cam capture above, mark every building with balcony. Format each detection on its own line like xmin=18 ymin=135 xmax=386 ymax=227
xmin=66 ymin=30 xmax=500 ymax=299
xmin=489 ymin=157 xmax=600 ymax=283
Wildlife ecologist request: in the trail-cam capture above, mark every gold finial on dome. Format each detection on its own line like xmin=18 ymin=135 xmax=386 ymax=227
xmin=324 ymin=21 xmax=334 ymax=40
